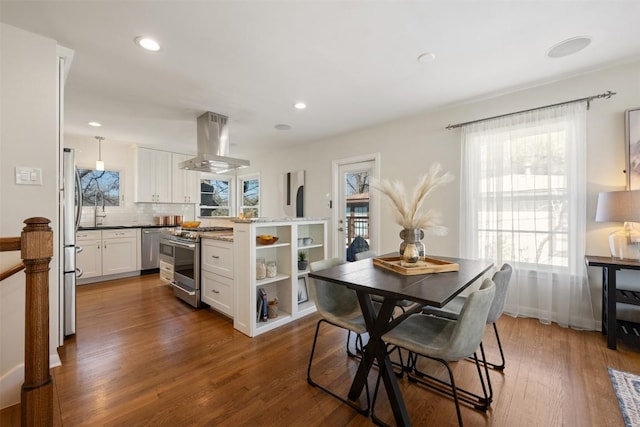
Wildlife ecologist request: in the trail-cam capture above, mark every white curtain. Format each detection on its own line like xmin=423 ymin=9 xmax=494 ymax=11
xmin=460 ymin=102 xmax=596 ymax=330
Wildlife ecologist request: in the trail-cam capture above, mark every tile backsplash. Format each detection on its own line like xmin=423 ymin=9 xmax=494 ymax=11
xmin=80 ymin=203 xmax=197 ymax=227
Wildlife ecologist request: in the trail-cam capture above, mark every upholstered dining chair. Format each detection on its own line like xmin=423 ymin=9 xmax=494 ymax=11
xmin=307 ymin=258 xmax=371 ymax=414
xmin=422 ymin=263 xmax=513 ymax=371
xmin=372 ymin=278 xmax=496 ymax=427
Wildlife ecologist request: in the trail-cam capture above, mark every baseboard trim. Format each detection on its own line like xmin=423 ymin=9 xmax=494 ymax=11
xmin=0 ymin=352 xmax=62 ymax=410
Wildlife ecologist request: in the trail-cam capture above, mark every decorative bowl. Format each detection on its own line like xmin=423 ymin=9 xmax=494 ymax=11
xmin=182 ymin=221 xmax=201 ymax=229
xmin=257 ymin=235 xmax=279 ymax=245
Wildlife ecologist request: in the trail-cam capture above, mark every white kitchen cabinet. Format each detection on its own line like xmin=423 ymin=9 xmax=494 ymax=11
xmin=159 ymin=260 xmax=173 ymax=284
xmin=201 ymin=238 xmax=234 ymax=316
xmin=134 ymin=147 xmax=172 ymax=203
xmin=101 ymin=229 xmax=138 ymax=275
xmin=76 ymin=230 xmax=101 ymax=279
xmin=171 ymin=153 xmax=199 ymax=203
xmin=233 ymin=219 xmax=327 ymax=337
xmin=77 ymin=228 xmax=141 ymax=284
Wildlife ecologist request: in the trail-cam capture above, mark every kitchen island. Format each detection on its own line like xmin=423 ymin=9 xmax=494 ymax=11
xmin=233 ymin=218 xmax=327 ymax=337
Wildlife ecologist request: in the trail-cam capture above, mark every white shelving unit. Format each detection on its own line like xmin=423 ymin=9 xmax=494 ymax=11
xmin=233 ymin=219 xmax=327 ymax=337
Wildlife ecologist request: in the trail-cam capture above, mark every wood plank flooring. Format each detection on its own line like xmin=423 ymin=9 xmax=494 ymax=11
xmin=3 ymin=273 xmax=640 ymax=426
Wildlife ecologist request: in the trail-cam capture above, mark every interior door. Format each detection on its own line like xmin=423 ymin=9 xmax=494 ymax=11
xmin=333 ymin=156 xmax=379 ymax=261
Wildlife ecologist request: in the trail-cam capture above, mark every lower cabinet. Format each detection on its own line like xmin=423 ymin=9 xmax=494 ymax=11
xmin=201 ymin=270 xmax=234 ymax=316
xmin=200 ymin=238 xmax=234 ymax=317
xmin=76 ymin=228 xmax=141 ymax=284
xmin=159 ymin=260 xmax=174 ymax=284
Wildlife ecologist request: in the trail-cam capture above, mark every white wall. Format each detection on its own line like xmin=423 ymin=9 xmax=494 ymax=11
xmin=244 ymin=59 xmax=640 ymax=317
xmin=0 ymin=23 xmax=59 ymax=408
xmin=64 ymin=134 xmax=197 ymax=226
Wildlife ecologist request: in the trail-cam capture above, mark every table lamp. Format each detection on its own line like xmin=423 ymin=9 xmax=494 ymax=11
xmin=595 ymin=190 xmax=640 ymax=260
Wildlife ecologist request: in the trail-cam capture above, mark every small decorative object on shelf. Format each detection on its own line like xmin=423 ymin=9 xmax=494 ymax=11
xmin=266 ymin=261 xmax=277 ymax=278
xmin=371 ymin=163 xmax=454 ymax=263
xmin=256 ymin=235 xmax=279 ymax=245
xmin=298 ymin=277 xmax=309 ymax=303
xmin=257 ymin=288 xmax=268 ymax=322
xmin=256 ymin=258 xmax=267 ymax=280
xmin=298 ymin=251 xmax=308 ymax=271
xmin=268 ymin=298 xmax=279 ymax=318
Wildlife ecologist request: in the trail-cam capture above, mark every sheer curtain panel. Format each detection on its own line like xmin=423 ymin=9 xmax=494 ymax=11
xmin=460 ymin=102 xmax=595 ymax=330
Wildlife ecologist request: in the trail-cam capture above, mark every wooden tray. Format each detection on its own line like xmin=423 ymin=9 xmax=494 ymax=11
xmin=372 ymin=256 xmax=459 ymax=276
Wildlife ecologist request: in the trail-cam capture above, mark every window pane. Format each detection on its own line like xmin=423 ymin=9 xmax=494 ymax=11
xmin=200 ymin=179 xmax=229 ymax=207
xmin=79 ymin=168 xmax=120 ymax=206
xmin=243 ymin=179 xmax=259 ymax=206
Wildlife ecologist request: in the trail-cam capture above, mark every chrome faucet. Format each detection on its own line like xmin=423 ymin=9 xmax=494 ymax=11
xmin=94 ymin=190 xmax=106 ymax=226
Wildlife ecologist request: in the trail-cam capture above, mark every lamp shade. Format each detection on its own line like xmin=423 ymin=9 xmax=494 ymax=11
xmin=595 ymin=190 xmax=640 ymax=223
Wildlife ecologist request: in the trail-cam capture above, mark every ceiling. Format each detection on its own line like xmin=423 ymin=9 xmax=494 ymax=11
xmin=2 ymin=1 xmax=640 ymax=156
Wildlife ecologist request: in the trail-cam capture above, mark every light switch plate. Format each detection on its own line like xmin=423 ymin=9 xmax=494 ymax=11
xmin=15 ymin=166 xmax=43 ymax=185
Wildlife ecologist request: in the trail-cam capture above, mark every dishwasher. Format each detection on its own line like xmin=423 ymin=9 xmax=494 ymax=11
xmin=141 ymin=228 xmax=164 ymax=273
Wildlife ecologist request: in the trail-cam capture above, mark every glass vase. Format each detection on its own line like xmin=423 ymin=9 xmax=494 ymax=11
xmin=399 ymin=228 xmax=425 ymax=263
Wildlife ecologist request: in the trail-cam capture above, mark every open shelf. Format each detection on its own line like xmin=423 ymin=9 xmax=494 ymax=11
xmin=234 ymin=219 xmax=327 ymax=337
xmin=255 ymin=312 xmax=292 ymax=331
xmin=256 ymin=273 xmax=290 ymax=286
xmin=298 ymin=243 xmax=323 ymax=250
xmin=256 ymin=242 xmax=290 ymax=250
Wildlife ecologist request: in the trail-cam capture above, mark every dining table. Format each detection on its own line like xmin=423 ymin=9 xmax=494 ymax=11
xmin=308 ymin=253 xmax=494 ymax=426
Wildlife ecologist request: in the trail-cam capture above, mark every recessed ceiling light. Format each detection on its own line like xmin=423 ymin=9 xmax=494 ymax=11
xmin=547 ymin=36 xmax=591 ymax=58
xmin=293 ymin=102 xmax=307 ymax=110
xmin=88 ymin=121 xmax=102 ymax=127
xmin=275 ymin=124 xmax=292 ymax=131
xmin=417 ymin=52 xmax=436 ymax=63
xmin=134 ymin=36 xmax=161 ymax=52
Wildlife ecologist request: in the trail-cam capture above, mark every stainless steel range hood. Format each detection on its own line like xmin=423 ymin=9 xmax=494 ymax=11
xmin=179 ymin=112 xmax=250 ymax=173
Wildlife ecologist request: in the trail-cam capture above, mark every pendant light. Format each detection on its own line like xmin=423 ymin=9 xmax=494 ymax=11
xmin=95 ymin=136 xmax=105 ymax=171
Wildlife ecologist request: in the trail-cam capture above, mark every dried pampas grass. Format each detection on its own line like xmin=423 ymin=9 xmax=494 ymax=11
xmin=370 ymin=163 xmax=454 ymax=234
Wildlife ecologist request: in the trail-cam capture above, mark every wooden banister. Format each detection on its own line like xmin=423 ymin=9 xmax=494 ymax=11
xmin=0 ymin=263 xmax=25 ymax=281
xmin=0 ymin=217 xmax=54 ymax=426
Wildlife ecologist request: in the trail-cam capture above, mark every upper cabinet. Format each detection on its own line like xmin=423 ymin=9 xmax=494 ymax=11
xmin=134 ymin=147 xmax=172 ymax=203
xmin=171 ymin=153 xmax=199 ymax=204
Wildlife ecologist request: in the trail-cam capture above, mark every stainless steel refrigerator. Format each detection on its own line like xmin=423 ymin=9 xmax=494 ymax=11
xmin=62 ymin=148 xmax=82 ymax=336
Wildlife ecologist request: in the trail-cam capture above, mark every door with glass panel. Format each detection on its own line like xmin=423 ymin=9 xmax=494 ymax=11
xmin=334 ymin=156 xmax=378 ymax=261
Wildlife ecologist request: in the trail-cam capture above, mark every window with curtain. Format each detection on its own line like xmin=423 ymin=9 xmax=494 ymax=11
xmin=460 ymin=102 xmax=595 ymax=330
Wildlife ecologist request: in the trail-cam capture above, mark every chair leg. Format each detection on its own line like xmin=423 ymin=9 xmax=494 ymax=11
xmin=466 ymin=322 xmax=506 ymax=370
xmin=489 ymin=322 xmax=506 ymax=370
xmin=405 ymin=358 xmax=464 ymax=427
xmin=307 ymin=319 xmax=370 ymax=415
xmin=411 ymin=350 xmax=491 ymax=411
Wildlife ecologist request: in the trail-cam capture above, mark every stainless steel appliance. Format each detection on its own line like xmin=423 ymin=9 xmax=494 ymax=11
xmin=159 ymin=226 xmax=233 ymax=308
xmin=141 ymin=228 xmax=164 ymax=273
xmin=62 ymin=148 xmax=83 ymax=336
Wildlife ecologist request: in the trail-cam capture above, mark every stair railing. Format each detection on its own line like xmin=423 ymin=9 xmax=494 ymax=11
xmin=0 ymin=217 xmax=53 ymax=426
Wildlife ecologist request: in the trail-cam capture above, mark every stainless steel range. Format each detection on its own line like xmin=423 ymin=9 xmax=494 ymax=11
xmin=159 ymin=226 xmax=233 ymax=307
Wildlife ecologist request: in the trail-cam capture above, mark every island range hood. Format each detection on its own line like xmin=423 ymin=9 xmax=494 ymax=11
xmin=179 ymin=112 xmax=250 ymax=173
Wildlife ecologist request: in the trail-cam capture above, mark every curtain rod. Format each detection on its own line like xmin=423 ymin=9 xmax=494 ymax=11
xmin=445 ymin=90 xmax=616 ymax=130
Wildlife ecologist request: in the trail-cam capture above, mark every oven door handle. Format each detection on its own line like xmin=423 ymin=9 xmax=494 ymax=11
xmin=170 ymin=280 xmax=196 ymax=296
xmin=171 ymin=240 xmax=196 ymax=249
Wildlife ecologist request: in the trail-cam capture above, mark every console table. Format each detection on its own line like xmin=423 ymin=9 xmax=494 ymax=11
xmin=585 ymin=255 xmax=640 ymax=349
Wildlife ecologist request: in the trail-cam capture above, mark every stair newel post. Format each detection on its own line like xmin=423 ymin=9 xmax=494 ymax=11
xmin=20 ymin=217 xmax=53 ymax=426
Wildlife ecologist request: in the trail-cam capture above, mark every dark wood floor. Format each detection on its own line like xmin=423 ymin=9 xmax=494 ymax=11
xmin=3 ymin=273 xmax=640 ymax=426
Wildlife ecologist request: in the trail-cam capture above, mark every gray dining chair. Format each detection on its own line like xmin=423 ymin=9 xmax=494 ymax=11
xmin=422 ymin=263 xmax=513 ymax=371
xmin=372 ymin=278 xmax=496 ymax=427
xmin=306 ymin=257 xmax=371 ymax=414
